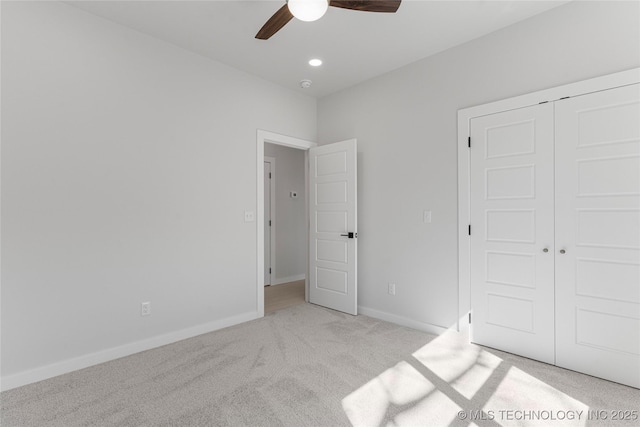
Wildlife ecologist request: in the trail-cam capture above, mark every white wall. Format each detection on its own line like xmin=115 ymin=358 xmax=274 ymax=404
xmin=1 ymin=1 xmax=316 ymax=387
xmin=264 ymin=143 xmax=306 ymax=284
xmin=317 ymin=1 xmax=640 ymax=331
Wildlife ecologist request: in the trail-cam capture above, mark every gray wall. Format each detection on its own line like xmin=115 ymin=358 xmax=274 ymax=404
xmin=264 ymin=143 xmax=306 ymax=283
xmin=1 ymin=1 xmax=316 ymax=382
xmin=317 ymin=1 xmax=640 ymax=330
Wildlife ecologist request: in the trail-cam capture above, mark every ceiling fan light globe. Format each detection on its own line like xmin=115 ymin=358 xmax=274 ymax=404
xmin=288 ymin=0 xmax=328 ymax=22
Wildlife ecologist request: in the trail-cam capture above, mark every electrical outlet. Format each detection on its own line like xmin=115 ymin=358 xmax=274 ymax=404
xmin=141 ymin=302 xmax=151 ymax=316
xmin=244 ymin=211 xmax=255 ymax=222
xmin=423 ymin=210 xmax=432 ymax=223
xmin=388 ymin=283 xmax=396 ymax=296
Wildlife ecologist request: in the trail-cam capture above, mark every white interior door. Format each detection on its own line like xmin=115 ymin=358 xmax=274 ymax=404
xmin=264 ymin=160 xmax=272 ymax=285
xmin=309 ymin=139 xmax=357 ymax=315
xmin=555 ymin=84 xmax=640 ymax=388
xmin=470 ymin=103 xmax=556 ymax=364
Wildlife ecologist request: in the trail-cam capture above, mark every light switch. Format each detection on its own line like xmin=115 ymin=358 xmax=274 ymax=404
xmin=423 ymin=210 xmax=432 ymax=223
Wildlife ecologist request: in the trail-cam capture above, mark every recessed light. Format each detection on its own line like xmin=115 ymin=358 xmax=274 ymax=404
xmin=308 ymin=59 xmax=323 ymax=67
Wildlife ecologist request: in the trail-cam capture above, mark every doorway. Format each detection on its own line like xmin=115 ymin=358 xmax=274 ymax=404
xmin=256 ymin=131 xmax=316 ymax=317
xmin=256 ymin=131 xmax=359 ymax=317
xmin=263 ymin=143 xmax=307 ymax=313
xmin=264 ymin=144 xmax=307 ymax=287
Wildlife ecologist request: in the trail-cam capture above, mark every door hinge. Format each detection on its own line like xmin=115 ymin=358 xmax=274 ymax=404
xmin=269 ymin=268 xmax=271 ymax=274
xmin=468 ymin=136 xmax=471 ymax=148
xmin=269 ymin=220 xmax=271 ymax=226
xmin=539 ymin=100 xmax=549 ymax=104
xmin=269 ymin=172 xmax=272 ymax=179
xmin=469 ymin=312 xmax=471 ymax=324
xmin=559 ymin=96 xmax=570 ymax=100
xmin=468 ymin=225 xmax=471 ymax=236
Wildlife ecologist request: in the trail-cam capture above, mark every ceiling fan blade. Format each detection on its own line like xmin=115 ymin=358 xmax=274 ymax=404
xmin=255 ymin=4 xmax=294 ymax=40
xmin=329 ymin=0 xmax=401 ymax=13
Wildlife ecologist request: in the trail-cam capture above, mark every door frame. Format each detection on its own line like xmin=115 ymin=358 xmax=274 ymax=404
xmin=457 ymin=67 xmax=640 ymax=332
xmin=256 ymin=130 xmax=317 ymax=317
xmin=264 ymin=156 xmax=276 ymax=286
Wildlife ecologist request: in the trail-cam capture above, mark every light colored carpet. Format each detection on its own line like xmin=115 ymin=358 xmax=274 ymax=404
xmin=2 ymin=303 xmax=638 ymax=426
xmin=264 ymin=280 xmax=305 ymax=314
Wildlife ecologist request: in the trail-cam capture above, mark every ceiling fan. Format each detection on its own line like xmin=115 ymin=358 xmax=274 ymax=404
xmin=256 ymin=0 xmax=402 ymax=40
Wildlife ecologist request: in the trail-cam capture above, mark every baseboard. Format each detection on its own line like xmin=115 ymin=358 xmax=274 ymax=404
xmin=0 ymin=311 xmax=259 ymax=392
xmin=271 ymin=274 xmax=305 ymax=286
xmin=358 ymin=306 xmax=449 ymax=336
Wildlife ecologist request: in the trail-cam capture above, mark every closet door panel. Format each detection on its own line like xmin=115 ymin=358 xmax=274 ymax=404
xmin=470 ymin=103 xmax=555 ymax=364
xmin=555 ymin=84 xmax=640 ymax=388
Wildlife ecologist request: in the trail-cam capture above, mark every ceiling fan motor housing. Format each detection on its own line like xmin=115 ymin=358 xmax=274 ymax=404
xmin=288 ymin=0 xmax=329 ymax=22
xmin=256 ymin=0 xmax=402 ymax=40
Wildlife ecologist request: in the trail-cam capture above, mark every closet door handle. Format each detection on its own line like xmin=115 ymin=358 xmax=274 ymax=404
xmin=559 ymin=249 xmax=566 ymax=254
xmin=543 ymin=248 xmax=549 ymax=253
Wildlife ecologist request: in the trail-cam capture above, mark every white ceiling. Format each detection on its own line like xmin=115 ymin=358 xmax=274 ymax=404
xmin=66 ymin=0 xmax=570 ymax=98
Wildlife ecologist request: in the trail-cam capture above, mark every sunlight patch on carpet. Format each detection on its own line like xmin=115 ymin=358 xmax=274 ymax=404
xmin=484 ymin=366 xmax=588 ymax=426
xmin=341 ymin=361 xmax=461 ymax=426
xmin=343 ymin=323 xmax=590 ymax=426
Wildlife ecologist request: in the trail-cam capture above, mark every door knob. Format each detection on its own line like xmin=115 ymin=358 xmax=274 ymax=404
xmin=559 ymin=249 xmax=566 ymax=254
xmin=340 ymin=232 xmax=357 ymax=239
xmin=543 ymin=248 xmax=549 ymax=253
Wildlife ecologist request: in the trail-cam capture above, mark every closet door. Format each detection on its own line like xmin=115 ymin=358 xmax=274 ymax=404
xmin=470 ymin=103 xmax=555 ymax=364
xmin=555 ymin=84 xmax=640 ymax=388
